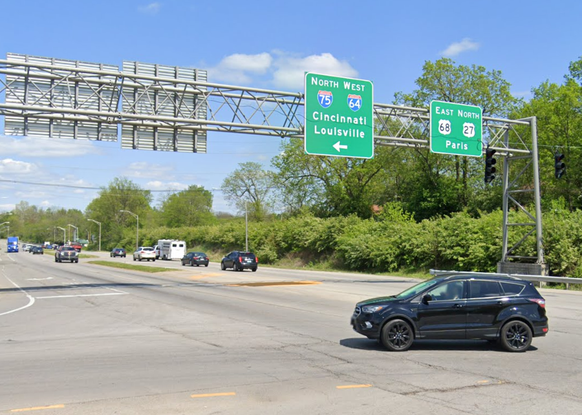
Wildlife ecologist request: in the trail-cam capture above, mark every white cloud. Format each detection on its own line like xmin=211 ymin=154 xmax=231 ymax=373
xmin=138 ymin=2 xmax=161 ymax=14
xmin=0 ymin=159 xmax=38 ymax=175
xmin=272 ymin=52 xmax=358 ymax=90
xmin=0 ymin=203 xmax=15 ymax=212
xmin=40 ymin=200 xmax=51 ymax=207
xmin=208 ymin=51 xmax=358 ymax=91
xmin=146 ymin=180 xmax=188 ymax=191
xmin=123 ymin=162 xmax=175 ymax=180
xmin=440 ymin=38 xmax=480 ymax=57
xmin=0 ymin=135 xmax=101 ymax=158
xmin=15 ymin=190 xmax=50 ymax=199
xmin=210 ymin=53 xmax=273 ymax=84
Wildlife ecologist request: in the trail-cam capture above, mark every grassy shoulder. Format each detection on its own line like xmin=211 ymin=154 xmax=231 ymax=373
xmin=87 ymin=260 xmax=179 ymax=273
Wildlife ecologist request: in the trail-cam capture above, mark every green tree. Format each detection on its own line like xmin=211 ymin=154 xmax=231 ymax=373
xmin=515 ymin=77 xmax=582 ymax=210
xmin=272 ymin=138 xmax=394 ymax=218
xmin=221 ymin=162 xmax=273 ymax=221
xmin=85 ymin=178 xmax=152 ymax=249
xmin=392 ymin=58 xmax=518 ymax=219
xmin=160 ymin=185 xmax=215 ymax=227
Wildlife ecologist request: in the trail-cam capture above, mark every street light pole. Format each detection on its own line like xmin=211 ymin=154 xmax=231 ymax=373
xmin=56 ymin=227 xmax=66 ymax=245
xmin=245 ymin=200 xmax=248 ymax=252
xmin=87 ymin=219 xmax=102 ymax=252
xmin=119 ymin=210 xmax=139 ymax=251
xmin=67 ymin=224 xmax=78 ymax=242
xmin=0 ymin=222 xmax=8 ymax=237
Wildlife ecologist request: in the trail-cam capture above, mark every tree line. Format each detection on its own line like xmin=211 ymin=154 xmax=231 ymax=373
xmin=3 ymin=56 xmax=582 ymax=275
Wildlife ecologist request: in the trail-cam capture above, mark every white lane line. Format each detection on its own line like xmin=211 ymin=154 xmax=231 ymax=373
xmin=35 ymin=292 xmax=128 ymax=300
xmin=0 ymin=271 xmax=36 ymax=317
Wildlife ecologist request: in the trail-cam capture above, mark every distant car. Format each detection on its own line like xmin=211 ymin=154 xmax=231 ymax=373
xmin=55 ymin=246 xmax=79 ymax=263
xmin=351 ymin=274 xmax=548 ymax=352
xmin=110 ymin=248 xmax=127 ymax=258
xmin=70 ymin=242 xmax=82 ymax=252
xmin=221 ymin=251 xmax=258 ymax=272
xmin=154 ymin=245 xmax=160 ymax=259
xmin=181 ymin=252 xmax=209 ymax=267
xmin=133 ymin=247 xmax=156 ymax=262
xmin=22 ymin=244 xmax=32 ymax=252
xmin=31 ymin=246 xmax=44 ymax=255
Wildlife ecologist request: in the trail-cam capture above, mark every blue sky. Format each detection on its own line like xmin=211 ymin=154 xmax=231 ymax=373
xmin=1 ymin=0 xmax=581 ymax=214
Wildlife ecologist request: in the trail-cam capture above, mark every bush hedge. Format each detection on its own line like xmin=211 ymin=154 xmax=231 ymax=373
xmin=122 ymin=205 xmax=579 ymax=277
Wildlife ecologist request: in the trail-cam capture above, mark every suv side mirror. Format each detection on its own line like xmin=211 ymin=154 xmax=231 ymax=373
xmin=422 ymin=294 xmax=433 ymax=305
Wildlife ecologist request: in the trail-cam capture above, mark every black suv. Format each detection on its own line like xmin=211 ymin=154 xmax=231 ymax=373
xmin=351 ymin=274 xmax=548 ymax=352
xmin=221 ymin=251 xmax=258 ymax=272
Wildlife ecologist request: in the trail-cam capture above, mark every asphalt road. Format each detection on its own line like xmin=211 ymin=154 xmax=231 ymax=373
xmin=1 ymin=249 xmax=581 ymax=414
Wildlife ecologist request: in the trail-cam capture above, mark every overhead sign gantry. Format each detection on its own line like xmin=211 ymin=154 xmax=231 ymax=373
xmin=0 ymin=53 xmax=545 ymax=274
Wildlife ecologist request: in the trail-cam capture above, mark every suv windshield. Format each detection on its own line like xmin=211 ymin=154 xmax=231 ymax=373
xmin=395 ymin=279 xmax=441 ymax=299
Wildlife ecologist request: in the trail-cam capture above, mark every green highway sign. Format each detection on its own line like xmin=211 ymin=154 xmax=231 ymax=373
xmin=430 ymin=100 xmax=483 ymax=157
xmin=304 ymin=72 xmax=374 ymax=159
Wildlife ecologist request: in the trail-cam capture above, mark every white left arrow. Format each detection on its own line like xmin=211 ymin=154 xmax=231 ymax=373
xmin=333 ymin=141 xmax=348 ymax=152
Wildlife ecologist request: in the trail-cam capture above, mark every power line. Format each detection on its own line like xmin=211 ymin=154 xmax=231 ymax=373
xmin=0 ymin=178 xmax=185 ymax=192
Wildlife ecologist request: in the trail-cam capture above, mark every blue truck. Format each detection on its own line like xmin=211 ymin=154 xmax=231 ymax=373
xmin=7 ymin=236 xmax=19 ymax=253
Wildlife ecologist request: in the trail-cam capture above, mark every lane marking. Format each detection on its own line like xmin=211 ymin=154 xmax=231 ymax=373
xmin=189 ymin=273 xmax=222 ymax=280
xmin=336 ymin=384 xmax=372 ymax=389
xmin=27 ymin=277 xmax=54 ymax=281
xmin=11 ymin=404 xmax=65 ymax=412
xmin=477 ymin=380 xmax=489 ymax=384
xmin=0 ymin=272 xmax=36 ymax=317
xmin=191 ymin=392 xmax=236 ymax=398
xmin=35 ymin=292 xmax=128 ymax=299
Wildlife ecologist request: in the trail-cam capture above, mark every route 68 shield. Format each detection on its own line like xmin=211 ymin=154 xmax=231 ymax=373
xmin=347 ymin=94 xmax=362 ymax=112
xmin=317 ymin=91 xmax=333 ymax=108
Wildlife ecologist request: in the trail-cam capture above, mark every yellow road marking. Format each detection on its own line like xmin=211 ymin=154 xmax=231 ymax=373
xmin=336 ymin=384 xmax=372 ymax=389
xmin=11 ymin=405 xmax=65 ymax=412
xmin=477 ymin=380 xmax=489 ymax=384
xmin=191 ymin=392 xmax=236 ymax=398
xmin=189 ymin=273 xmax=222 ymax=280
xmin=229 ymin=281 xmax=322 ymax=287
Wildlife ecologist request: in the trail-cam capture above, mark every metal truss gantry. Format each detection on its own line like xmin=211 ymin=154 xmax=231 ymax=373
xmin=0 ymin=53 xmax=544 ymax=271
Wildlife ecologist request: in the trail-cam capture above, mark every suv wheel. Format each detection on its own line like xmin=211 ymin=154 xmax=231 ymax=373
xmin=500 ymin=320 xmax=532 ymax=352
xmin=221 ymin=261 xmax=226 ymax=270
xmin=381 ymin=319 xmax=414 ymax=352
xmin=233 ymin=262 xmax=238 ymax=271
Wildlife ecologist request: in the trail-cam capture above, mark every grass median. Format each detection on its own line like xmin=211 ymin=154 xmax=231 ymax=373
xmin=87 ymin=260 xmax=179 ymax=273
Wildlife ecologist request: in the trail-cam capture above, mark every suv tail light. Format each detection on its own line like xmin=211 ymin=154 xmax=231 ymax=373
xmin=529 ymin=298 xmax=546 ymax=308
xmin=238 ymin=256 xmax=242 ymax=262
xmin=256 ymin=256 xmax=259 ymax=263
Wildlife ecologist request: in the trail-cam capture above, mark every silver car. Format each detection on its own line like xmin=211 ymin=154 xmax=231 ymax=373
xmin=133 ymin=247 xmax=156 ymax=262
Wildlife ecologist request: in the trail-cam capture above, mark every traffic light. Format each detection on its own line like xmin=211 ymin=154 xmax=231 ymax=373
xmin=554 ymin=152 xmax=566 ymax=179
xmin=484 ymin=147 xmax=496 ymax=184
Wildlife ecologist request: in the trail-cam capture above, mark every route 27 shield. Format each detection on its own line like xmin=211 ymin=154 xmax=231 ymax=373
xmin=317 ymin=91 xmax=333 ymax=108
xmin=348 ymin=94 xmax=362 ymax=112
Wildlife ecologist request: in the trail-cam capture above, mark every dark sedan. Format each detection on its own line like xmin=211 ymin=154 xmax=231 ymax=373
xmin=31 ymin=246 xmax=44 ymax=255
xmin=110 ymin=248 xmax=127 ymax=258
xmin=351 ymin=274 xmax=548 ymax=352
xmin=181 ymin=252 xmax=209 ymax=267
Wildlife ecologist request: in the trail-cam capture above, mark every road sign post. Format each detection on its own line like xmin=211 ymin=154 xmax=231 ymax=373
xmin=430 ymin=100 xmax=483 ymax=157
xmin=304 ymin=72 xmax=374 ymax=159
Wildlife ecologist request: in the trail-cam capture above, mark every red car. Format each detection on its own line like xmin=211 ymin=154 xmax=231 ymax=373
xmin=70 ymin=242 xmax=82 ymax=252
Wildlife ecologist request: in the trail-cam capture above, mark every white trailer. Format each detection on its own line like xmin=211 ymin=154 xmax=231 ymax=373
xmin=157 ymin=239 xmax=186 ymax=260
